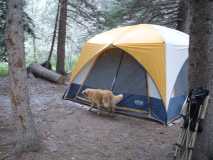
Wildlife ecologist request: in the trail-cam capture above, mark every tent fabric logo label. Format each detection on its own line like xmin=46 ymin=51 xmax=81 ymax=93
xmin=134 ymin=100 xmax=144 ymax=106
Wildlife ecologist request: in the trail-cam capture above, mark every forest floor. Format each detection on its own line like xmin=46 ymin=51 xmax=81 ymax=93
xmin=0 ymin=76 xmax=180 ymax=160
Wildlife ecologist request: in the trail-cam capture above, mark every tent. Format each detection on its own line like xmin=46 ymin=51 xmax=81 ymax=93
xmin=63 ymin=24 xmax=189 ymax=124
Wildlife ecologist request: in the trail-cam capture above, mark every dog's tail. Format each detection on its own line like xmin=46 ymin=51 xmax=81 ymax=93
xmin=112 ymin=94 xmax=124 ymax=105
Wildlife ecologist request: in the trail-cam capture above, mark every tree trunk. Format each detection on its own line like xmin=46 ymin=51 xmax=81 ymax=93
xmin=29 ymin=63 xmax=64 ymax=84
xmin=5 ymin=0 xmax=40 ymax=156
xmin=188 ymin=0 xmax=213 ymax=159
xmin=176 ymin=0 xmax=190 ymax=33
xmin=42 ymin=1 xmax=60 ymax=70
xmin=56 ymin=0 xmax=68 ymax=75
xmin=47 ymin=0 xmax=60 ymax=63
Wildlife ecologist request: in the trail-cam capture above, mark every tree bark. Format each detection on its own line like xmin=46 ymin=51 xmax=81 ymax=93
xmin=29 ymin=63 xmax=64 ymax=84
xmin=47 ymin=0 xmax=60 ymax=63
xmin=176 ymin=0 xmax=190 ymax=33
xmin=5 ymin=0 xmax=40 ymax=156
xmin=188 ymin=0 xmax=213 ymax=159
xmin=56 ymin=0 xmax=68 ymax=75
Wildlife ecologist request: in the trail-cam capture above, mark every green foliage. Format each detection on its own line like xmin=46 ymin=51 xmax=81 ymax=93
xmin=103 ymin=2 xmax=125 ymax=28
xmin=23 ymin=12 xmax=36 ymax=38
xmin=65 ymin=53 xmax=79 ymax=72
xmin=0 ymin=63 xmax=8 ymax=76
xmin=0 ymin=0 xmax=36 ymax=62
xmin=102 ymin=0 xmax=179 ymax=29
xmin=102 ymin=0 xmax=146 ymax=28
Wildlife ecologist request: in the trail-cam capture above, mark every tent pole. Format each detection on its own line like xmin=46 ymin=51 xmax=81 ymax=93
xmin=111 ymin=53 xmax=124 ymax=91
xmin=146 ymin=73 xmax=152 ymax=117
xmin=74 ymin=57 xmax=99 ymax=100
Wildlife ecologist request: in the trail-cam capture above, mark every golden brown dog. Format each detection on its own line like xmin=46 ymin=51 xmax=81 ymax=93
xmin=82 ymin=88 xmax=123 ymax=114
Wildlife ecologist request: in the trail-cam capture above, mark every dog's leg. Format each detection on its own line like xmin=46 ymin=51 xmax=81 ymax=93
xmin=96 ymin=105 xmax=101 ymax=115
xmin=107 ymin=106 xmax=111 ymax=113
xmin=88 ymin=101 xmax=95 ymax=111
xmin=108 ymin=105 xmax=116 ymax=116
xmin=112 ymin=105 xmax=116 ymax=112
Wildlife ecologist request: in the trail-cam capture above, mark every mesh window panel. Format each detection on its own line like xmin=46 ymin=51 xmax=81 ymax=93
xmin=83 ymin=48 xmax=123 ymax=90
xmin=113 ymin=54 xmax=148 ymax=96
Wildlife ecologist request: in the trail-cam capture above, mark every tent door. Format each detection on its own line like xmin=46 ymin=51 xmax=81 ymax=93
xmin=75 ymin=48 xmax=149 ymax=111
xmin=112 ymin=53 xmax=149 ymax=110
xmin=76 ymin=49 xmax=124 ymax=97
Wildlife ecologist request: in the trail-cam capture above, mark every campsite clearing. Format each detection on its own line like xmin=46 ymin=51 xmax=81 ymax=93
xmin=0 ymin=76 xmax=179 ymax=160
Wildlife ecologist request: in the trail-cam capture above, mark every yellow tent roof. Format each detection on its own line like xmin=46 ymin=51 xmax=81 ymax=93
xmin=71 ymin=24 xmax=166 ymax=104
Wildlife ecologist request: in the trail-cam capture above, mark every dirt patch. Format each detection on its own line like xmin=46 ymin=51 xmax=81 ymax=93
xmin=0 ymin=76 xmax=180 ymax=160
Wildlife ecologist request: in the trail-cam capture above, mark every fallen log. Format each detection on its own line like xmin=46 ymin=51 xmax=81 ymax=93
xmin=29 ymin=63 xmax=64 ymax=84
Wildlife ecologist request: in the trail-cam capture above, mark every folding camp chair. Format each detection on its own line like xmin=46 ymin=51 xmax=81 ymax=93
xmin=174 ymin=88 xmax=209 ymax=160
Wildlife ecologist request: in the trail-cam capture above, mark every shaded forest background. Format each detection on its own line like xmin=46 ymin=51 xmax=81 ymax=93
xmin=0 ymin=0 xmax=188 ymax=74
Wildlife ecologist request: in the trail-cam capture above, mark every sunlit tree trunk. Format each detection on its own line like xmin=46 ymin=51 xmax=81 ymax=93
xmin=56 ymin=0 xmax=67 ymax=75
xmin=5 ymin=0 xmax=40 ymax=156
xmin=188 ymin=0 xmax=213 ymax=159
